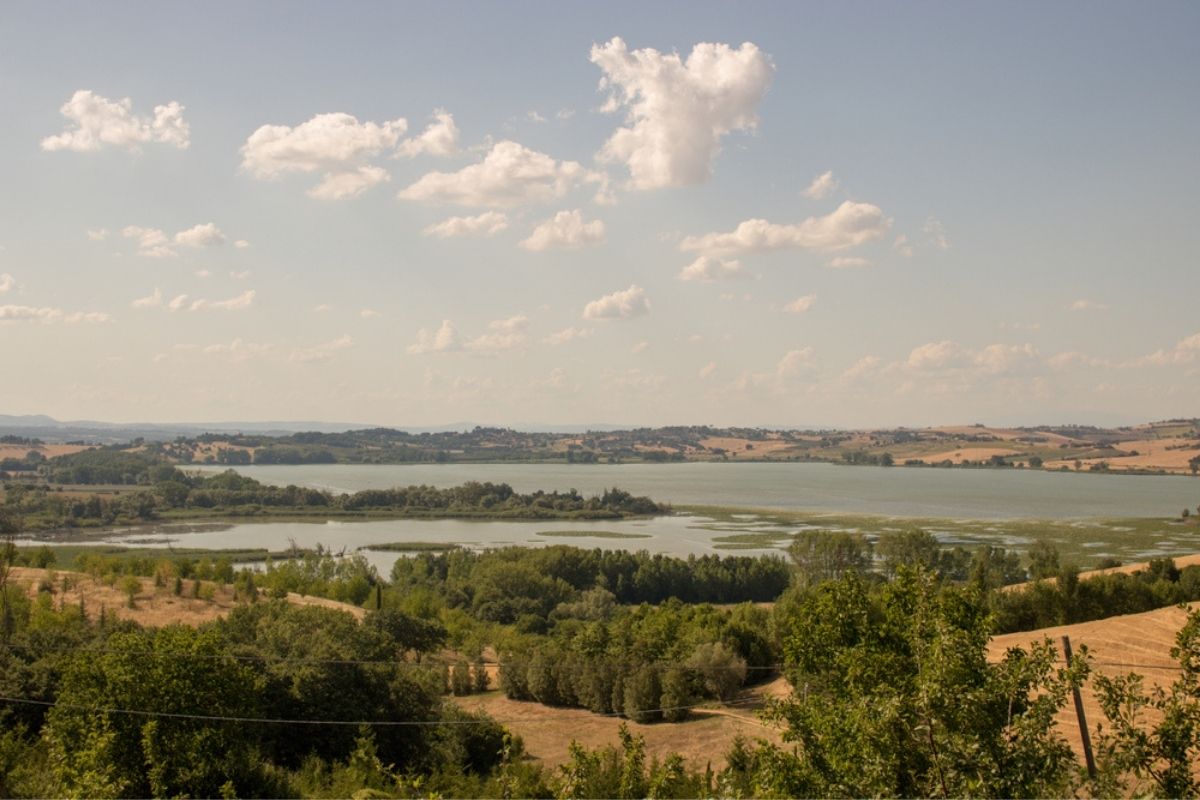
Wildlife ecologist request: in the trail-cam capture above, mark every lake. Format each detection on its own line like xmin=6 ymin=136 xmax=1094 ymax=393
xmin=29 ymin=462 xmax=1199 ymax=571
xmin=64 ymin=513 xmax=769 ymax=574
xmin=187 ymin=461 xmax=1199 ymax=519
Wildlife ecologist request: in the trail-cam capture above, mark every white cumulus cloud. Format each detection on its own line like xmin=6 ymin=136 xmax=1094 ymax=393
xmin=0 ymin=304 xmax=110 ymax=324
xmin=520 ymin=210 xmax=605 ymax=251
xmin=591 ymin=37 xmax=773 ymax=189
xmin=121 ymin=225 xmax=175 ymax=258
xmin=923 ymin=216 xmax=950 ymax=250
xmin=776 ymin=348 xmax=816 ymax=378
xmin=202 ymin=339 xmax=274 ymax=362
xmin=399 ymin=140 xmax=604 ymax=207
xmin=677 ymin=255 xmax=748 ymax=282
xmin=240 ymin=112 xmax=407 ymax=199
xmin=465 ymin=315 xmax=530 ymax=352
xmin=395 ymin=109 xmax=460 ymax=158
xmin=582 ymin=284 xmax=650 ymax=321
xmin=291 ymin=334 xmax=354 ymax=363
xmin=132 ymin=288 xmax=163 ymax=308
xmin=41 ymin=90 xmax=189 ymax=152
xmin=842 ymin=355 xmax=881 ymax=380
xmin=1069 ymin=299 xmax=1109 ymax=311
xmin=408 ymin=320 xmax=461 ymax=354
xmin=121 ymin=222 xmax=229 ymax=257
xmin=423 ymin=212 xmax=509 ymax=239
xmin=543 ymin=327 xmax=591 ymax=346
xmin=0 ymin=274 xmax=14 ymax=294
xmin=173 ymin=222 xmax=226 ymax=248
xmin=905 ymin=340 xmax=1039 ymax=374
xmin=803 ymin=170 xmax=838 ymax=199
xmin=680 ymin=201 xmax=891 ymax=257
xmin=783 ymin=294 xmax=816 ymax=313
xmin=160 ymin=290 xmax=256 ymax=313
xmin=827 ymin=256 xmax=872 ymax=269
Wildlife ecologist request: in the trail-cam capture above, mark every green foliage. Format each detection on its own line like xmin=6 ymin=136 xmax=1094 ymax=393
xmin=877 ymin=529 xmax=971 ymax=581
xmin=45 ymin=626 xmax=259 ymax=798
xmin=994 ymin=559 xmax=1200 ymax=633
xmin=788 ymin=530 xmax=872 ymax=589
xmin=622 ymin=665 xmax=662 ymax=724
xmin=1092 ymin=608 xmax=1200 ymax=798
xmin=767 ymin=567 xmax=1086 ymax=797
xmin=555 ymin=724 xmax=708 ymax=799
xmin=118 ymin=575 xmax=141 ymax=607
xmin=390 ymin=546 xmax=791 ymax=617
xmin=684 ymin=641 xmax=747 ymax=701
xmin=43 ymin=447 xmax=186 ymax=485
xmin=259 ymin=549 xmax=379 ymax=605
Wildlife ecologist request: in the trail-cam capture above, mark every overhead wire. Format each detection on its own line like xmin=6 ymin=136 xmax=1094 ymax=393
xmin=0 ymin=694 xmax=768 ymax=727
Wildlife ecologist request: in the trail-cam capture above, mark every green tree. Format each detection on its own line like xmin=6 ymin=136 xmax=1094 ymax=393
xmin=1027 ymin=540 xmax=1062 ymax=580
xmin=1092 ymin=608 xmax=1200 ymax=797
xmin=765 ymin=568 xmax=1086 ymax=797
xmin=622 ymin=665 xmax=662 ymax=724
xmin=45 ymin=626 xmax=258 ymax=798
xmin=787 ymin=531 xmax=873 ymax=589
xmin=684 ymin=641 xmax=747 ymax=701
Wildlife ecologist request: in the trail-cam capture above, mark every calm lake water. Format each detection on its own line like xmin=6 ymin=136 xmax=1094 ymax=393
xmin=79 ymin=513 xmax=758 ymax=574
xmin=31 ymin=463 xmax=1199 ymax=570
xmin=188 ymin=461 xmax=1199 ymax=519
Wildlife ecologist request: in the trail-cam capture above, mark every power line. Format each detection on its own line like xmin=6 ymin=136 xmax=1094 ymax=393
xmin=0 ymin=694 xmax=767 ymax=727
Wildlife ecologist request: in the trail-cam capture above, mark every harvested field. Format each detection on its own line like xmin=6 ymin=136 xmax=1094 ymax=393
xmin=698 ymin=436 xmax=796 ymax=455
xmin=988 ymin=602 xmax=1199 ymax=760
xmin=0 ymin=443 xmax=92 ymax=459
xmin=451 ymin=677 xmax=787 ymax=769
xmin=8 ymin=566 xmax=363 ymax=627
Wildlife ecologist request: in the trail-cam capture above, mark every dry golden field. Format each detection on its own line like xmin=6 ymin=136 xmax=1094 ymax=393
xmin=0 ymin=443 xmax=93 ymax=460
xmin=989 ymin=602 xmax=1199 ymax=760
xmin=8 ymin=566 xmax=363 ymax=627
xmin=452 ymin=678 xmax=786 ymax=769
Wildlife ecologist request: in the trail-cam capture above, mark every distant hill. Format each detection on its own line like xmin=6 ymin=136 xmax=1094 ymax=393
xmin=3 ymin=415 xmax=1197 ymax=474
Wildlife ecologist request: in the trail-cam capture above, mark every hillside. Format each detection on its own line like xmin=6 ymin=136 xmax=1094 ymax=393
xmin=5 ymin=419 xmax=1199 ymax=474
xmin=9 ymin=566 xmax=364 ymax=626
xmin=988 ymin=602 xmax=1199 ymax=759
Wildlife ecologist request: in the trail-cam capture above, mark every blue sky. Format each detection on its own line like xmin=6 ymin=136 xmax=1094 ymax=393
xmin=1 ymin=1 xmax=1198 ymax=427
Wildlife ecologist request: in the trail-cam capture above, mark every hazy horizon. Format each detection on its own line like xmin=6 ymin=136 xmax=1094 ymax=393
xmin=3 ymin=1 xmax=1198 ymax=428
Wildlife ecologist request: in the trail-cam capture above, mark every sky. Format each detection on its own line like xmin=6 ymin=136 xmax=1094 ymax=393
xmin=1 ymin=1 xmax=1198 ymax=429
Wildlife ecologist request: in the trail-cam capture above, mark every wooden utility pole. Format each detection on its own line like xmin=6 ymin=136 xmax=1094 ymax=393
xmin=1061 ymin=635 xmax=1097 ymax=779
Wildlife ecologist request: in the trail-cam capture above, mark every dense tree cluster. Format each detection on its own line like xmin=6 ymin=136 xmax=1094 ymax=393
xmin=499 ymin=600 xmax=771 ymax=720
xmin=993 ymin=557 xmax=1200 ymax=633
xmin=388 ymin=546 xmax=791 ymax=620
xmin=0 ymin=585 xmax=505 ymax=798
xmin=2 ymin=462 xmax=667 ymax=529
